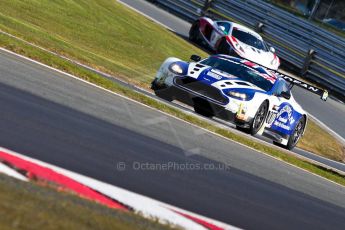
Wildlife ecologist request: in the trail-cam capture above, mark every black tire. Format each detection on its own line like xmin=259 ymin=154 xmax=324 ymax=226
xmin=189 ymin=21 xmax=200 ymax=43
xmin=286 ymin=116 xmax=306 ymax=150
xmin=250 ymin=101 xmax=268 ymax=135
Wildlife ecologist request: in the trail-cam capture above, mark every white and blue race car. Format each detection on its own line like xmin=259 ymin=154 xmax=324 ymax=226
xmin=151 ymin=55 xmax=328 ymax=150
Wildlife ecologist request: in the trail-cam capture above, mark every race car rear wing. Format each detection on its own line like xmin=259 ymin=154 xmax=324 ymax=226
xmin=269 ymin=70 xmax=328 ymax=101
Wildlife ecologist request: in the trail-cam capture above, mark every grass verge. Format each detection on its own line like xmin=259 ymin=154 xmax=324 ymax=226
xmin=0 ymin=1 xmax=344 ymax=181
xmin=0 ymin=173 xmax=175 ymax=230
xmin=299 ymin=120 xmax=345 ymax=162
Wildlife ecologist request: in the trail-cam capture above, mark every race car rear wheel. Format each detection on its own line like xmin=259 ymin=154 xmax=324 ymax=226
xmin=189 ymin=21 xmax=200 ymax=43
xmin=250 ymin=101 xmax=268 ymax=135
xmin=286 ymin=116 xmax=306 ymax=150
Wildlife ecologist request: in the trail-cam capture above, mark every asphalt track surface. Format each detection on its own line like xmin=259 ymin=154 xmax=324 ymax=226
xmin=1 ymin=46 xmax=345 ymax=229
xmin=119 ymin=0 xmax=345 ymax=140
xmin=118 ymin=0 xmax=345 ymax=172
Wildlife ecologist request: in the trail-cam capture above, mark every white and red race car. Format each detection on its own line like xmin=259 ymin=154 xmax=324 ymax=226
xmin=189 ymin=17 xmax=280 ymax=70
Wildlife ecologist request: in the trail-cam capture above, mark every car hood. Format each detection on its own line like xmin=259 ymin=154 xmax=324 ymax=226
xmin=233 ymin=40 xmax=279 ymax=70
xmin=186 ymin=63 xmax=267 ymax=93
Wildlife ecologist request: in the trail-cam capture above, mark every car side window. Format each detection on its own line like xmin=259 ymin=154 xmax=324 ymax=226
xmin=273 ymin=80 xmax=290 ymax=96
xmin=216 ymin=22 xmax=230 ymax=34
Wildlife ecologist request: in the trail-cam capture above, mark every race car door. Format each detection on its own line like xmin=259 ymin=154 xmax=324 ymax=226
xmin=267 ymin=80 xmax=296 ymax=135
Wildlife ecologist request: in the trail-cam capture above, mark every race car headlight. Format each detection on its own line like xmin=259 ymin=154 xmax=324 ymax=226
xmin=169 ymin=63 xmax=183 ymax=75
xmin=229 ymin=91 xmax=247 ymax=100
xmin=227 ymin=90 xmax=255 ymax=101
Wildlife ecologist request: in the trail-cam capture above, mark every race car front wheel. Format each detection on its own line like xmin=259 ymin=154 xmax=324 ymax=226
xmin=250 ymin=101 xmax=268 ymax=135
xmin=286 ymin=116 xmax=306 ymax=150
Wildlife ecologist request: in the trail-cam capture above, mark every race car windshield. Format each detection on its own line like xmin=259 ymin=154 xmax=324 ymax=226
xmin=231 ymin=29 xmax=267 ymax=51
xmin=200 ymin=57 xmax=274 ymax=91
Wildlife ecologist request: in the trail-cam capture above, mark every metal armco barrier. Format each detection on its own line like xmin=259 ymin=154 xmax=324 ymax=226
xmin=152 ymin=0 xmax=345 ymax=100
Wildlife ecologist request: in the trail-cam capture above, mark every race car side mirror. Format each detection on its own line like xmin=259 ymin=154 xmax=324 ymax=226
xmin=279 ymin=91 xmax=291 ymax=100
xmin=321 ymin=90 xmax=328 ymax=101
xmin=270 ymin=47 xmax=276 ymax=53
xmin=190 ymin=55 xmax=201 ymax=62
